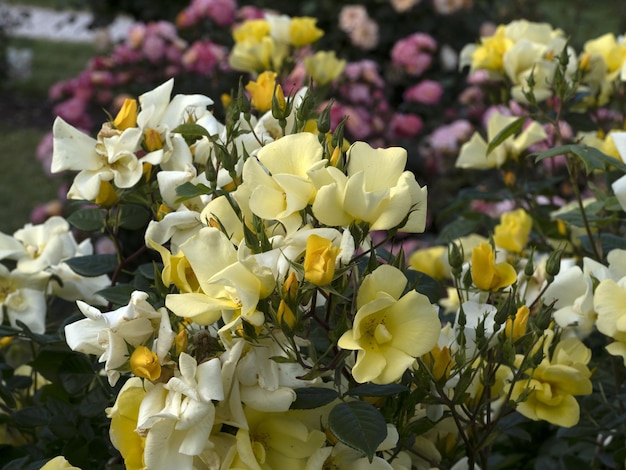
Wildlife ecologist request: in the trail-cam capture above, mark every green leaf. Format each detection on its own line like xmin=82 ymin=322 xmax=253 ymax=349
xmin=534 ymin=144 xmax=626 ymax=175
xmin=346 ymin=383 xmax=409 ymax=397
xmin=172 ymin=122 xmax=213 ymax=145
xmin=64 ymin=254 xmax=118 ymax=277
xmin=118 ymin=204 xmax=151 ymax=230
xmin=175 ymin=181 xmax=214 ymax=200
xmin=13 ymin=406 xmax=51 ymax=426
xmin=486 ymin=117 xmax=525 ymax=155
xmin=328 ymin=401 xmax=387 ymax=462
xmin=290 ymin=387 xmax=339 ymax=410
xmin=67 ymin=208 xmax=106 ymax=232
xmin=58 ymin=354 xmax=95 ymax=395
xmin=436 ymin=217 xmax=480 ymax=243
xmin=95 ymin=284 xmax=135 ymax=306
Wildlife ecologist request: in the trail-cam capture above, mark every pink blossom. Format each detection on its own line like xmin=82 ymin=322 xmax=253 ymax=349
xmin=182 ymin=41 xmax=226 ymax=75
xmin=427 ymin=120 xmax=473 ymax=153
xmin=36 ymin=132 xmax=54 ymax=175
xmin=404 ymin=80 xmax=444 ymax=105
xmin=391 ymin=33 xmax=437 ymax=76
xmin=339 ymin=5 xmax=369 ymax=33
xmin=389 ymin=113 xmax=423 ymax=139
xmin=143 ymin=35 xmax=165 ymax=62
xmin=30 ymin=201 xmax=63 ymax=225
xmin=237 ymin=5 xmax=265 ymax=21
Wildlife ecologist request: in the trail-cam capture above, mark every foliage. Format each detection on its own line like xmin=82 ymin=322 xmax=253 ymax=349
xmin=4 ymin=1 xmax=626 ymax=470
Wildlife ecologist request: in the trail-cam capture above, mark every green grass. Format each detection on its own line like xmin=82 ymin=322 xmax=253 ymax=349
xmin=1 ymin=38 xmax=97 ymax=234
xmin=0 ymin=126 xmax=63 ymax=234
xmin=4 ymin=0 xmax=88 ymax=10
xmin=8 ymin=37 xmax=99 ymax=98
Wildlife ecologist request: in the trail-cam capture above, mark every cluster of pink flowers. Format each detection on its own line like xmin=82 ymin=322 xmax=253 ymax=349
xmin=175 ymin=0 xmax=238 ymax=28
xmin=338 ymin=5 xmax=379 ymax=50
xmin=391 ymin=32 xmax=438 ymax=77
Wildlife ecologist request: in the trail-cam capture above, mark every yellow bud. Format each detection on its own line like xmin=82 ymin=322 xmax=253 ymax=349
xmin=303 ymin=234 xmax=340 ymax=286
xmin=0 ymin=336 xmax=14 ymax=348
xmin=423 ymin=345 xmax=453 ymax=381
xmin=503 ymin=171 xmax=516 ymax=187
xmin=129 ymin=345 xmax=161 ymax=381
xmin=221 ymin=92 xmax=232 ymax=109
xmin=245 ymin=71 xmax=285 ymax=113
xmin=144 ymin=128 xmax=163 ymax=152
xmin=579 ymin=52 xmax=591 ymax=72
xmin=175 ymin=330 xmax=188 ymax=356
xmin=289 ymin=17 xmax=324 ymax=47
xmin=113 ymin=98 xmax=138 ymax=130
xmin=505 ymin=305 xmax=530 ymax=341
xmin=471 ymin=242 xmax=517 ymax=291
xmin=157 ymin=203 xmax=171 ymax=221
xmin=282 ymin=272 xmax=299 ymax=300
xmin=277 ymin=299 xmax=297 ymax=329
xmin=95 ymin=180 xmax=119 ymax=207
xmin=329 ymin=145 xmax=342 ymax=167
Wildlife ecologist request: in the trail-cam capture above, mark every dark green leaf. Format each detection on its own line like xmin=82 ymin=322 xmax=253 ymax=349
xmin=175 ymin=181 xmax=214 ymax=200
xmin=172 ymin=122 xmax=213 ymax=145
xmin=328 ymin=401 xmax=387 ymax=462
xmin=58 ymin=354 xmax=95 ymax=395
xmin=290 ymin=387 xmax=339 ymax=409
xmin=64 ymin=254 xmax=118 ymax=277
xmin=486 ymin=117 xmax=525 ymax=156
xmin=436 ymin=217 xmax=480 ymax=243
xmin=95 ymin=284 xmax=135 ymax=306
xmin=13 ymin=406 xmax=51 ymax=426
xmin=118 ymin=204 xmax=151 ymax=230
xmin=534 ymin=144 xmax=626 ymax=175
xmin=347 ymin=383 xmax=409 ymax=397
xmin=67 ymin=208 xmax=106 ymax=232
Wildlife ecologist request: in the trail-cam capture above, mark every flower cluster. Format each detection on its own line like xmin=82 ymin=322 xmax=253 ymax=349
xmin=8 ymin=6 xmax=626 ymax=470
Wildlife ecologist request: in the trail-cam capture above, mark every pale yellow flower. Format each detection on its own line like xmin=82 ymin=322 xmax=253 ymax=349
xmin=511 ymin=336 xmax=592 ymax=428
xmin=594 ymin=277 xmax=626 ymax=364
xmin=236 ymin=132 xmax=325 ymax=233
xmin=289 ymin=17 xmax=324 ymax=47
xmin=408 ymin=245 xmax=448 ymax=280
xmin=106 ymin=377 xmax=147 ymax=470
xmin=471 ymin=242 xmax=517 ymax=291
xmin=304 ymin=50 xmax=346 ymax=85
xmin=233 ymin=19 xmax=270 ymax=43
xmin=40 ymin=457 xmax=82 ymax=470
xmin=493 ymin=208 xmax=532 ymax=252
xmin=338 ymin=265 xmax=441 ymax=384
xmin=455 ymin=111 xmax=547 ymax=169
xmin=312 ymin=142 xmax=428 ymax=232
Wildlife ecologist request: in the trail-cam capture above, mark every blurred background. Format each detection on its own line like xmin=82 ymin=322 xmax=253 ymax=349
xmin=1 ymin=0 xmax=625 ymax=235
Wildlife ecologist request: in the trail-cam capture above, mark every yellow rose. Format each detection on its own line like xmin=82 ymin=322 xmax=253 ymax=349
xmin=130 ymin=345 xmax=161 ymax=381
xmin=233 ymin=19 xmax=270 ymax=43
xmin=95 ymin=180 xmax=119 ymax=207
xmin=113 ymin=98 xmax=138 ymax=130
xmin=504 ymin=305 xmax=530 ymax=341
xmin=289 ymin=17 xmax=324 ymax=47
xmin=493 ymin=208 xmax=532 ymax=252
xmin=303 ymin=234 xmax=341 ymax=286
xmin=245 ymin=71 xmax=285 ymax=113
xmin=408 ymin=245 xmax=447 ymax=280
xmin=106 ymin=378 xmax=147 ymax=470
xmin=471 ymin=25 xmax=513 ymax=72
xmin=304 ymin=50 xmax=346 ymax=85
xmin=40 ymin=456 xmax=81 ymax=470
xmin=471 ymin=242 xmax=517 ymax=291
xmin=338 ymin=265 xmax=441 ymax=384
xmin=511 ymin=337 xmax=592 ymax=428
